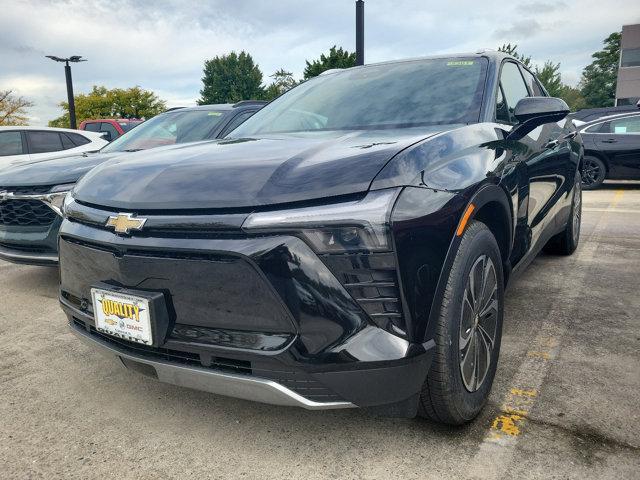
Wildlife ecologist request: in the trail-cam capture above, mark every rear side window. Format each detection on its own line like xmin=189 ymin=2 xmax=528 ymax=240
xmin=67 ymin=132 xmax=91 ymax=146
xmin=83 ymin=122 xmax=100 ymax=132
xmin=60 ymin=133 xmax=75 ymax=149
xmin=27 ymin=131 xmax=64 ymax=153
xmin=0 ymin=131 xmax=24 ymax=156
xmin=499 ymin=62 xmax=530 ymax=123
xmin=520 ymin=68 xmax=546 ymax=96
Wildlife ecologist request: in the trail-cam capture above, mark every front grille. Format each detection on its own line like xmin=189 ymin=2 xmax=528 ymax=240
xmin=321 ymin=252 xmax=406 ymax=335
xmin=0 ymin=185 xmax=52 ymax=195
xmin=72 ymin=318 xmax=342 ymax=402
xmin=0 ymin=200 xmax=56 ymax=226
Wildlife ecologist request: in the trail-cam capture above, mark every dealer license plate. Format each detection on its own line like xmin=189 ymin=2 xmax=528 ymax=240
xmin=91 ymin=288 xmax=153 ymax=345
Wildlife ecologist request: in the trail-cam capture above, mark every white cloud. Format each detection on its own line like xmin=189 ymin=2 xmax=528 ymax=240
xmin=1 ymin=0 xmax=639 ymax=125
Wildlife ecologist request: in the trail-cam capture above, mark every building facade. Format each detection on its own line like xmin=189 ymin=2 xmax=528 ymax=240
xmin=616 ymin=24 xmax=640 ymax=106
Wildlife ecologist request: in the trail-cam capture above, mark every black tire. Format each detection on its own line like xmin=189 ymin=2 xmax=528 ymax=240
xmin=544 ymin=174 xmax=582 ymax=256
xmin=581 ymin=156 xmax=606 ymax=190
xmin=418 ymin=220 xmax=504 ymax=425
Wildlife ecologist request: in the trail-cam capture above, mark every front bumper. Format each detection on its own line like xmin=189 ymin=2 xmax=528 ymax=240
xmin=59 ymin=218 xmax=434 ymax=415
xmin=0 ymin=216 xmax=61 ymax=265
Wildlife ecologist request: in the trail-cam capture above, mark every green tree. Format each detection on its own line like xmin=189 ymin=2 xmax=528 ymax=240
xmin=535 ymin=61 xmax=563 ymax=97
xmin=198 ymin=51 xmax=264 ymax=104
xmin=579 ymin=32 xmax=621 ymax=108
xmin=49 ymin=86 xmax=166 ymax=127
xmin=558 ymin=85 xmax=586 ymax=111
xmin=0 ymin=90 xmax=33 ymax=125
xmin=497 ymin=43 xmax=532 ymax=67
xmin=263 ymin=69 xmax=297 ymax=100
xmin=303 ymin=46 xmax=356 ymax=79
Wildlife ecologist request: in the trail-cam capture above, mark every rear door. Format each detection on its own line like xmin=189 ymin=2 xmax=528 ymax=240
xmin=593 ymin=115 xmax=640 ymax=179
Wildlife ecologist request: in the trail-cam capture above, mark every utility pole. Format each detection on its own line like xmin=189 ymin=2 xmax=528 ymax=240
xmin=356 ymin=0 xmax=364 ymax=66
xmin=45 ymin=55 xmax=87 ymax=129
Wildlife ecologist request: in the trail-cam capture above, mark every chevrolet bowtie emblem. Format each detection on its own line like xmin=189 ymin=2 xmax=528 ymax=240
xmin=105 ymin=213 xmax=147 ymax=234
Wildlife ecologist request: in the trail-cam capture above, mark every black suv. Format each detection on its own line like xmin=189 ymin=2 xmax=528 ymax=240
xmin=0 ymin=101 xmax=265 ymax=265
xmin=59 ymin=53 xmax=581 ymax=424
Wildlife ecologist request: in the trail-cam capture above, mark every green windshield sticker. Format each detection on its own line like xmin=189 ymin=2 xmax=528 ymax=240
xmin=207 ymin=112 xmax=223 ymax=116
xmin=447 ymin=61 xmax=475 ymax=66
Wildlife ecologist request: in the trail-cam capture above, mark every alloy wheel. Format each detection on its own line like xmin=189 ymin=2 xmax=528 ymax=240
xmin=581 ymin=159 xmax=602 ymax=186
xmin=459 ymin=255 xmax=498 ymax=392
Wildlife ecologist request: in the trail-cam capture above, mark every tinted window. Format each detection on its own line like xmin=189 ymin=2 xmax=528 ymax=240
xmin=495 ymin=86 xmax=510 ymax=124
xmin=500 ymin=62 xmax=530 ymax=123
xmin=100 ymin=109 xmax=228 ymax=153
xmin=610 ymin=116 xmax=640 ymax=134
xmin=221 ymin=111 xmax=256 ymax=137
xmin=60 ymin=133 xmax=75 ymax=149
xmin=521 ymin=68 xmax=545 ymax=96
xmin=67 ymin=132 xmax=91 ymax=146
xmin=231 ymin=57 xmax=489 ymax=136
xmin=621 ymin=48 xmax=640 ymax=68
xmin=119 ymin=121 xmax=142 ymax=132
xmin=27 ymin=131 xmax=63 ymax=153
xmin=0 ymin=131 xmax=23 ymax=156
xmin=83 ymin=122 xmax=100 ymax=132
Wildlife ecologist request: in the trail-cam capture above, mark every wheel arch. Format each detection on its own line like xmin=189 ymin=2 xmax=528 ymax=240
xmin=583 ymin=149 xmax=610 ymax=175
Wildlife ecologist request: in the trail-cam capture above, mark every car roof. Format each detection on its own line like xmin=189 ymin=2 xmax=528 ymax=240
xmin=0 ymin=125 xmax=101 ymax=134
xmin=165 ymin=101 xmax=267 ymax=114
xmin=82 ymin=118 xmax=142 ymax=123
xmin=579 ymin=111 xmax=640 ymax=130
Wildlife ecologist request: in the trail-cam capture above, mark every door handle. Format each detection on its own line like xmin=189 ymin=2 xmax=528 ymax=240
xmin=601 ymin=139 xmax=618 ymax=144
xmin=544 ymin=139 xmax=559 ymax=149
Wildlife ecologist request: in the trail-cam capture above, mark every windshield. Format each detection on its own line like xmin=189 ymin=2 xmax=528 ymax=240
xmin=230 ymin=57 xmax=488 ymax=136
xmin=101 ymin=109 xmax=227 ymax=153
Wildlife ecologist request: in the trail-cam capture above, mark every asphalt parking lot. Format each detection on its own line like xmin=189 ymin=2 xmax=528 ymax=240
xmin=0 ymin=183 xmax=639 ymax=480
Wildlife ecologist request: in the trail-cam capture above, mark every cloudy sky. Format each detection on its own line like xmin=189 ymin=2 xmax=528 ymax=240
xmin=1 ymin=0 xmax=638 ymax=125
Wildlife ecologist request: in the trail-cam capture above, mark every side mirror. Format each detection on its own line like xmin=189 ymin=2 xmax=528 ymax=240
xmin=507 ymin=97 xmax=570 ymax=140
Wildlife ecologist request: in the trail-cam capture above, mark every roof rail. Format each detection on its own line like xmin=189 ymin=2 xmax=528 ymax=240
xmin=233 ymin=100 xmax=268 ymax=108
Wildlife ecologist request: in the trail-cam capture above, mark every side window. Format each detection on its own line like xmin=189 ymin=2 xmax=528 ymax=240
xmin=60 ymin=133 xmax=75 ymax=150
xmin=585 ymin=122 xmax=610 ymax=134
xmin=520 ymin=68 xmax=546 ymax=96
xmin=610 ymin=116 xmax=640 ymax=134
xmin=100 ymin=122 xmax=119 ymax=141
xmin=495 ymin=86 xmax=510 ymax=124
xmin=220 ymin=111 xmax=256 ymax=137
xmin=67 ymin=133 xmax=91 ymax=146
xmin=83 ymin=122 xmax=100 ymax=132
xmin=27 ymin=131 xmax=64 ymax=153
xmin=0 ymin=131 xmax=24 ymax=156
xmin=499 ymin=62 xmax=530 ymax=123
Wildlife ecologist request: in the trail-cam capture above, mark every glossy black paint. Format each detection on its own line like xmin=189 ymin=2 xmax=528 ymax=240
xmin=580 ymin=112 xmax=640 ymax=180
xmin=59 ymin=52 xmax=582 ymax=414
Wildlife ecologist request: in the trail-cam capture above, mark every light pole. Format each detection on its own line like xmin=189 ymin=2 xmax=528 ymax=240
xmin=45 ymin=55 xmax=86 ymax=129
xmin=355 ymin=1 xmax=364 ymax=66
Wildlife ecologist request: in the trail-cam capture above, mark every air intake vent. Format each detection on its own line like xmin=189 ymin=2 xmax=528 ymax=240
xmin=319 ymin=252 xmax=406 ymax=335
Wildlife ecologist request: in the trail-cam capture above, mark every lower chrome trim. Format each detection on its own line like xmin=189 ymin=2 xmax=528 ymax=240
xmin=70 ymin=323 xmax=355 ymax=410
xmin=0 ymin=245 xmax=58 ymax=265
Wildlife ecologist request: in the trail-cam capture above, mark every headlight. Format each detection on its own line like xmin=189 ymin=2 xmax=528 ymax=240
xmin=242 ymin=188 xmax=400 ymax=253
xmin=41 ymin=183 xmax=76 ymax=217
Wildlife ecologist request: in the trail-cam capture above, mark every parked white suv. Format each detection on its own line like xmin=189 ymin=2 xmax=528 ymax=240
xmin=0 ymin=126 xmax=108 ymax=168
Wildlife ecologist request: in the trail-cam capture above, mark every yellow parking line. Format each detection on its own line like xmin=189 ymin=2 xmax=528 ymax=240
xmin=611 ymin=189 xmax=625 ymax=208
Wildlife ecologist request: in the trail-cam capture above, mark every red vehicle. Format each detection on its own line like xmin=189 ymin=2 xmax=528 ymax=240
xmin=78 ymin=119 xmax=143 ymax=141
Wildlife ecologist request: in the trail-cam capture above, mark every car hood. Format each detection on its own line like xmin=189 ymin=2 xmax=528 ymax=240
xmin=74 ymin=128 xmax=448 ymax=210
xmin=0 ymin=152 xmax=123 ymax=187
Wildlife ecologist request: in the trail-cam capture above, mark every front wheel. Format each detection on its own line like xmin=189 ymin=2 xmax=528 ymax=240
xmin=418 ymin=220 xmax=504 ymax=425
